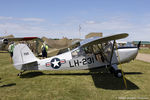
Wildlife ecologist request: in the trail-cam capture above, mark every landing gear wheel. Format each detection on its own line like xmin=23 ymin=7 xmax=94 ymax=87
xmin=17 ymin=72 xmax=22 ymax=77
xmin=114 ymin=70 xmax=123 ymax=78
xmin=17 ymin=70 xmax=25 ymax=77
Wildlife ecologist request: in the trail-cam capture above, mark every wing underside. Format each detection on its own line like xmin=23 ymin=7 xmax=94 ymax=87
xmin=68 ymin=33 xmax=128 ymax=50
xmin=7 ymin=37 xmax=39 ymax=41
xmin=80 ymin=33 xmax=128 ymax=47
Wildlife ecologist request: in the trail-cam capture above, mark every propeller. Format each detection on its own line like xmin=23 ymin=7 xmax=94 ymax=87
xmin=137 ymin=41 xmax=141 ymax=50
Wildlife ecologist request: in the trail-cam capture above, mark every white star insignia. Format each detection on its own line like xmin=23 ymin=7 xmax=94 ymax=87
xmin=51 ymin=59 xmax=60 ymax=67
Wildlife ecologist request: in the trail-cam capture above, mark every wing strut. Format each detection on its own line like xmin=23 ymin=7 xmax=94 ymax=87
xmin=109 ymin=40 xmax=127 ymax=89
xmin=114 ymin=41 xmax=128 ymax=89
xmin=109 ymin=40 xmax=115 ymax=65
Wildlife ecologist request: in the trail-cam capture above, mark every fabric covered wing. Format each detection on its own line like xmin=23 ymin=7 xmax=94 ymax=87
xmin=7 ymin=37 xmax=39 ymax=41
xmin=80 ymin=33 xmax=128 ymax=47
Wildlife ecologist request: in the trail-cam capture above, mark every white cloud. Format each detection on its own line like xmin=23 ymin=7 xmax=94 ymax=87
xmin=0 ymin=16 xmax=150 ymax=41
xmin=0 ymin=16 xmax=13 ymax=20
xmin=0 ymin=16 xmax=45 ymax=22
xmin=84 ymin=19 xmax=133 ymax=31
xmin=0 ymin=16 xmax=47 ymax=37
xmin=20 ymin=18 xmax=45 ymax=22
xmin=0 ymin=23 xmax=47 ymax=36
xmin=85 ymin=20 xmax=96 ymax=24
xmin=77 ymin=18 xmax=150 ymax=41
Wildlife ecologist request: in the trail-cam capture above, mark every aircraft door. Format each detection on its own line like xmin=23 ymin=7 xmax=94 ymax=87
xmin=91 ymin=44 xmax=105 ymax=63
xmin=101 ymin=42 xmax=113 ymax=63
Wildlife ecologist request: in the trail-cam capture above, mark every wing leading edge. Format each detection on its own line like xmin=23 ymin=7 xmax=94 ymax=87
xmin=80 ymin=33 xmax=128 ymax=47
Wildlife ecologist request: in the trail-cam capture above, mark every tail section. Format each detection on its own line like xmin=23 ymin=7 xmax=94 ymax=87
xmin=13 ymin=44 xmax=39 ymax=70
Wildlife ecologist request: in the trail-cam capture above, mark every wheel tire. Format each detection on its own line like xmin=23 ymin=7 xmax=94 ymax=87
xmin=17 ymin=73 xmax=22 ymax=76
xmin=114 ymin=70 xmax=123 ymax=78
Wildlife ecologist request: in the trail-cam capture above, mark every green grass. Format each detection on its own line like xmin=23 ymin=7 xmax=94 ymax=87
xmin=0 ymin=53 xmax=150 ymax=100
xmin=139 ymin=49 xmax=150 ymax=54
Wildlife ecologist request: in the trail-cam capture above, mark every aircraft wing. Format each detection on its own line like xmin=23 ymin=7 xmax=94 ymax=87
xmin=7 ymin=37 xmax=39 ymax=41
xmin=80 ymin=33 xmax=128 ymax=47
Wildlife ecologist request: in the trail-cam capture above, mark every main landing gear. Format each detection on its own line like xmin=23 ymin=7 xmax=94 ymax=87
xmin=109 ymin=64 xmax=123 ymax=78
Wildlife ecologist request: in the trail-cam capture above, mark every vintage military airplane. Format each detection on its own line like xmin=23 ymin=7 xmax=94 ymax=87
xmin=0 ymin=37 xmax=39 ymax=51
xmin=12 ymin=33 xmax=140 ymax=78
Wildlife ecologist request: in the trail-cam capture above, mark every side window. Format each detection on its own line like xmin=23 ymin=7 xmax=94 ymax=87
xmin=71 ymin=48 xmax=85 ymax=58
xmin=72 ymin=50 xmax=78 ymax=58
xmin=102 ymin=42 xmax=113 ymax=61
xmin=83 ymin=46 xmax=93 ymax=54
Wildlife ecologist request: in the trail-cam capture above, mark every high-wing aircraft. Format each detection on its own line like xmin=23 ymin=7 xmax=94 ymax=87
xmin=12 ymin=33 xmax=140 ymax=79
xmin=0 ymin=37 xmax=39 ymax=51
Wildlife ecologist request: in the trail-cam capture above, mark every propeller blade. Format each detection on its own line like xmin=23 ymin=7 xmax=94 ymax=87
xmin=137 ymin=41 xmax=141 ymax=50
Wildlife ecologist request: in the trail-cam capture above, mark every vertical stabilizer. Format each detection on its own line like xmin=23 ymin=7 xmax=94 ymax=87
xmin=13 ymin=44 xmax=39 ymax=70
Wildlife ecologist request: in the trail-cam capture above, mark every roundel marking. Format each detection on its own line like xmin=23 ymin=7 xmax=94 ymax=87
xmin=50 ymin=58 xmax=61 ymax=69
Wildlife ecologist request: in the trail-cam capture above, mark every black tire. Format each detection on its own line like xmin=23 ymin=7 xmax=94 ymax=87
xmin=17 ymin=73 xmax=22 ymax=77
xmin=114 ymin=70 xmax=123 ymax=78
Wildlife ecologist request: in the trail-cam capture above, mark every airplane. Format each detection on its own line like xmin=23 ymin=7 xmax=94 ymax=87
xmin=12 ymin=33 xmax=140 ymax=79
xmin=0 ymin=37 xmax=39 ymax=51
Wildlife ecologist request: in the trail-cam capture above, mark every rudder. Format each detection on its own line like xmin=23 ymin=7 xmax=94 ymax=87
xmin=12 ymin=44 xmax=39 ymax=70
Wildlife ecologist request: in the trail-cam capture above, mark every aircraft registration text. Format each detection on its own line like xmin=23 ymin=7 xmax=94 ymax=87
xmin=69 ymin=57 xmax=95 ymax=67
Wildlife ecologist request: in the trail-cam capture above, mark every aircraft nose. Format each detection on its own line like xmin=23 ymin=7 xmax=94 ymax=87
xmin=116 ymin=47 xmax=138 ymax=63
xmin=129 ymin=48 xmax=138 ymax=59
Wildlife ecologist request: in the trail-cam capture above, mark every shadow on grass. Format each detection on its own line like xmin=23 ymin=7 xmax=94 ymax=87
xmin=20 ymin=71 xmax=94 ymax=78
xmin=0 ymin=52 xmax=8 ymax=53
xmin=0 ymin=83 xmax=16 ymax=88
xmin=91 ymin=74 xmax=139 ymax=90
xmin=20 ymin=70 xmax=140 ymax=90
xmin=90 ymin=69 xmax=140 ymax=90
xmin=124 ymin=72 xmax=143 ymax=75
xmin=20 ymin=72 xmax=44 ymax=78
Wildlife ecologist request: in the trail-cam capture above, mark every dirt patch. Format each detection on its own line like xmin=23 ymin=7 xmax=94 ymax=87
xmin=136 ymin=53 xmax=150 ymax=63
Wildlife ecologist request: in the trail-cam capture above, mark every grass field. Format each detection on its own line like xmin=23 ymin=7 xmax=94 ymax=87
xmin=139 ymin=49 xmax=150 ymax=54
xmin=0 ymin=53 xmax=150 ymax=100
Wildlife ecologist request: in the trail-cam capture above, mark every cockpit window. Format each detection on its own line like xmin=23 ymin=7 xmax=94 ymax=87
xmin=71 ymin=47 xmax=85 ymax=58
xmin=71 ymin=41 xmax=113 ymax=61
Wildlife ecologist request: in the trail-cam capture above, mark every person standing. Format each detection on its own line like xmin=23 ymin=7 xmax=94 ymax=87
xmin=8 ymin=42 xmax=15 ymax=63
xmin=41 ymin=42 xmax=48 ymax=58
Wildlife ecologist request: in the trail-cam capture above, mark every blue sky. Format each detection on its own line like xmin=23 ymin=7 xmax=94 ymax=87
xmin=0 ymin=0 xmax=150 ymax=41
